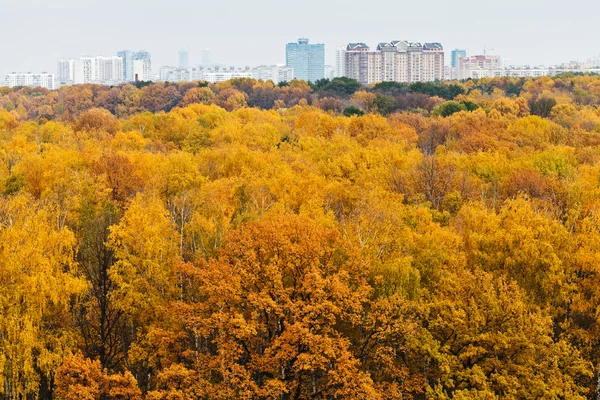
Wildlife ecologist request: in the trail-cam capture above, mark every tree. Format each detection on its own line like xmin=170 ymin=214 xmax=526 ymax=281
xmin=55 ymin=353 xmax=142 ymax=400
xmin=75 ymin=198 xmax=129 ymax=371
xmin=530 ymin=96 xmax=557 ymax=118
xmin=176 ymin=215 xmax=379 ymax=399
xmin=432 ymin=101 xmax=467 ymax=117
xmin=0 ymin=195 xmax=86 ymax=398
xmin=75 ymin=108 xmax=119 ymax=134
xmin=343 ymin=105 xmax=364 ymax=117
xmin=425 ymin=269 xmax=592 ymax=399
xmin=312 ymin=77 xmax=361 ymax=97
xmin=140 ymin=84 xmax=182 ymax=113
xmin=372 ymin=94 xmax=396 ymax=116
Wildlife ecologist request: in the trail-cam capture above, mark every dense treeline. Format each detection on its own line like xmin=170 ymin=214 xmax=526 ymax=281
xmin=2 ymin=73 xmax=600 ymax=121
xmin=1 ymin=75 xmax=600 ymax=399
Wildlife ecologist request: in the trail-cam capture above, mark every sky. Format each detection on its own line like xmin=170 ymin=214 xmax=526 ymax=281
xmin=1 ymin=0 xmax=599 ymax=77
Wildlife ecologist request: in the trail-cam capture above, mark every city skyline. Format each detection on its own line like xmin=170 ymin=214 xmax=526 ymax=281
xmin=1 ymin=0 xmax=599 ymax=78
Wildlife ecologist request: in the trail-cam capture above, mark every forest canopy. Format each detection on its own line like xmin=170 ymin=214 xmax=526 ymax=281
xmin=1 ymin=74 xmax=600 ymax=399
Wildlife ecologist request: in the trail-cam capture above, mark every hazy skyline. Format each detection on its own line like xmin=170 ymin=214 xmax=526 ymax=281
xmin=1 ymin=0 xmax=599 ymax=78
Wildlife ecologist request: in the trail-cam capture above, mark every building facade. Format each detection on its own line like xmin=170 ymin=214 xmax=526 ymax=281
xmin=451 ymin=49 xmax=467 ymax=68
xmin=202 ymin=49 xmax=212 ymax=66
xmin=73 ymin=56 xmax=124 ymax=85
xmin=118 ymin=50 xmax=152 ymax=82
xmin=4 ymin=73 xmax=55 ymax=90
xmin=251 ymin=65 xmax=294 ymax=84
xmin=286 ymin=38 xmax=325 ymax=82
xmin=335 ymin=46 xmax=346 ymax=78
xmin=117 ymin=50 xmax=134 ymax=81
xmin=159 ymin=66 xmax=259 ymax=83
xmin=460 ymin=66 xmax=600 ymax=80
xmin=324 ymin=65 xmax=336 ymax=80
xmin=57 ymin=59 xmax=75 ymax=85
xmin=133 ymin=59 xmax=152 ymax=81
xmin=343 ymin=40 xmax=444 ymax=85
xmin=458 ymin=55 xmax=501 ymax=79
xmin=179 ymin=50 xmax=189 ymax=69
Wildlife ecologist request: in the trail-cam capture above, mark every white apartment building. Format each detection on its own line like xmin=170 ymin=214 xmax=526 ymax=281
xmin=4 ymin=73 xmax=55 ymax=90
xmin=160 ymin=65 xmax=292 ymax=84
xmin=133 ymin=58 xmax=152 ymax=82
xmin=335 ymin=46 xmax=346 ymax=78
xmin=73 ymin=56 xmax=124 ymax=85
xmin=57 ymin=59 xmax=75 ymax=85
xmin=458 ymin=55 xmax=501 ymax=79
xmin=202 ymin=70 xmax=253 ymax=83
xmin=160 ymin=66 xmax=204 ymax=82
xmin=458 ymin=66 xmax=600 ymax=80
xmin=251 ymin=65 xmax=294 ymax=84
xmin=343 ymin=40 xmax=445 ymax=85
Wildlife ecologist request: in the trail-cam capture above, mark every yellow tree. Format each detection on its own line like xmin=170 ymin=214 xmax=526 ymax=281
xmin=0 ymin=194 xmax=86 ymax=398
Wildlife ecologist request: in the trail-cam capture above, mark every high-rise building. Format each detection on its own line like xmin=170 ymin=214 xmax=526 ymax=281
xmin=133 ymin=59 xmax=152 ymax=81
xmin=179 ymin=50 xmax=189 ymax=69
xmin=343 ymin=40 xmax=444 ymax=85
xmin=335 ymin=46 xmax=346 ymax=78
xmin=73 ymin=56 xmax=124 ymax=85
xmin=4 ymin=73 xmax=55 ymax=90
xmin=57 ymin=59 xmax=75 ymax=85
xmin=451 ymin=49 xmax=467 ymax=68
xmin=285 ymin=38 xmax=325 ymax=82
xmin=202 ymin=49 xmax=212 ymax=66
xmin=117 ymin=50 xmax=134 ymax=81
xmin=118 ymin=50 xmax=152 ymax=82
xmin=422 ymin=43 xmax=445 ymax=82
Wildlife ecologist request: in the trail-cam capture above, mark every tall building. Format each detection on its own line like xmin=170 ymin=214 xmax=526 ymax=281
xmin=133 ymin=59 xmax=152 ymax=81
xmin=118 ymin=50 xmax=152 ymax=82
xmin=285 ymin=38 xmax=325 ymax=82
xmin=179 ymin=50 xmax=189 ymax=69
xmin=458 ymin=55 xmax=501 ymax=79
xmin=4 ymin=73 xmax=55 ymax=90
xmin=57 ymin=59 xmax=75 ymax=85
xmin=335 ymin=46 xmax=346 ymax=78
xmin=117 ymin=50 xmax=134 ymax=81
xmin=202 ymin=49 xmax=212 ymax=66
xmin=451 ymin=49 xmax=467 ymax=68
xmin=422 ymin=43 xmax=445 ymax=82
xmin=73 ymin=56 xmax=124 ymax=85
xmin=343 ymin=40 xmax=444 ymax=85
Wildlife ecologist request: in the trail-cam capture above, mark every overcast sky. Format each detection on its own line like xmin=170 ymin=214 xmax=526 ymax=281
xmin=1 ymin=0 xmax=598 ymax=77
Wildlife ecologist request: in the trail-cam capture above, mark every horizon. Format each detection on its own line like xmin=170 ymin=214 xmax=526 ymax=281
xmin=1 ymin=0 xmax=599 ymax=77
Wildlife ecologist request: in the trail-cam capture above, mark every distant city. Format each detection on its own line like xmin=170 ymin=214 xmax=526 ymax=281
xmin=4 ymin=38 xmax=600 ymax=90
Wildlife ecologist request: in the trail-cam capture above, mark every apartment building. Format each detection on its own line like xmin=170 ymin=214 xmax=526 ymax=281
xmin=251 ymin=65 xmax=294 ymax=84
xmin=335 ymin=46 xmax=347 ymax=78
xmin=57 ymin=59 xmax=76 ymax=85
xmin=451 ymin=49 xmax=467 ymax=68
xmin=118 ymin=50 xmax=152 ymax=82
xmin=71 ymin=56 xmax=124 ymax=85
xmin=343 ymin=40 xmax=444 ymax=84
xmin=4 ymin=73 xmax=55 ymax=90
xmin=458 ymin=55 xmax=501 ymax=79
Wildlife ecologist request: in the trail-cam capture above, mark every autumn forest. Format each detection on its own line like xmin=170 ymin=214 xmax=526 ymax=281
xmin=2 ymin=75 xmax=600 ymax=399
